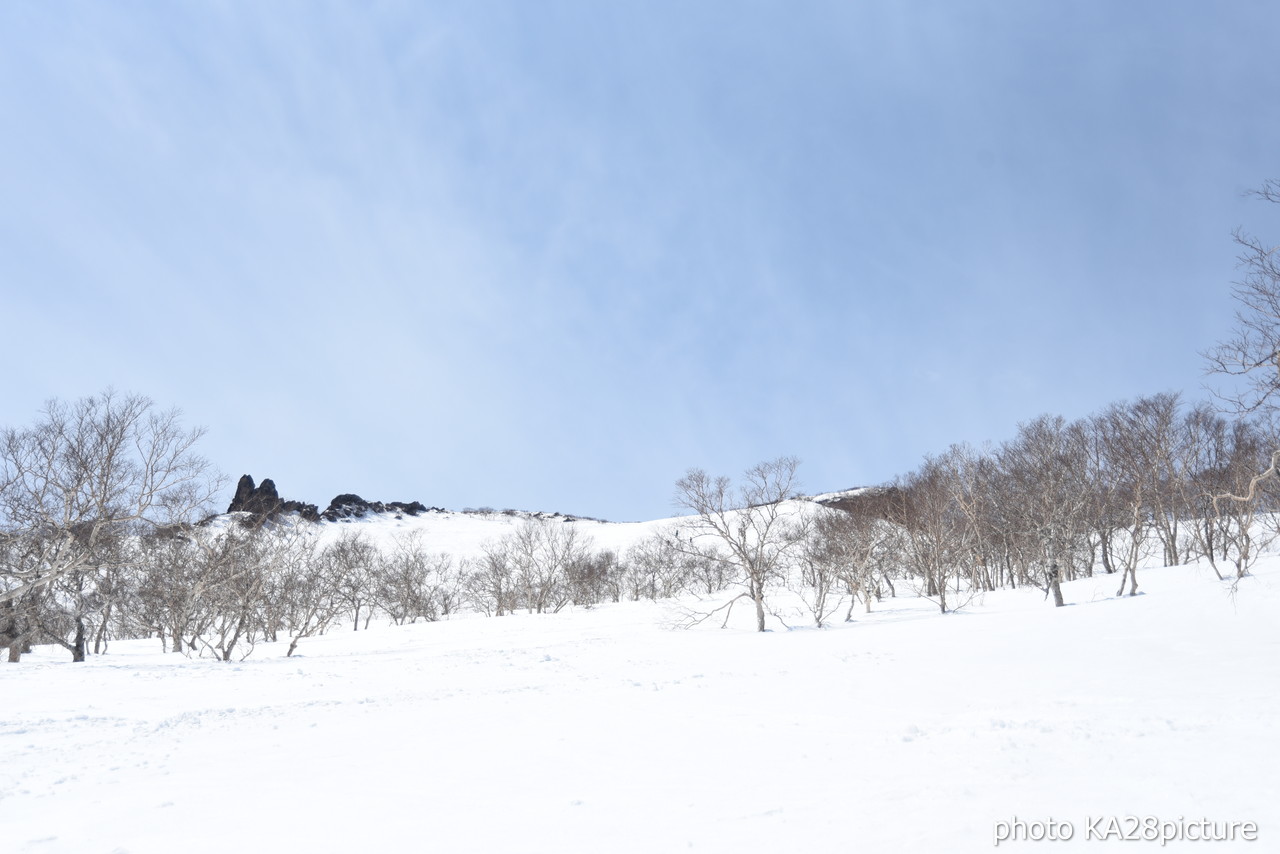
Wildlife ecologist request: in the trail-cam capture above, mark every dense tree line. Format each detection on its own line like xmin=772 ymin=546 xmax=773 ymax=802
xmin=669 ymin=396 xmax=1280 ymax=632
xmin=880 ymin=396 xmax=1276 ymax=605
xmin=3 ymin=392 xmax=1278 ymax=658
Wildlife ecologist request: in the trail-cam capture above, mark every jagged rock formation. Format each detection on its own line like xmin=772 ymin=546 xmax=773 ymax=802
xmin=228 ymin=475 xmax=441 ymax=524
xmin=227 ymin=475 xmax=321 ymax=522
xmin=321 ymin=494 xmax=438 ymax=522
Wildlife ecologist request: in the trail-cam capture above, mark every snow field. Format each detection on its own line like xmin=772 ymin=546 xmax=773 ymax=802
xmin=2 ymin=557 xmax=1276 ymax=853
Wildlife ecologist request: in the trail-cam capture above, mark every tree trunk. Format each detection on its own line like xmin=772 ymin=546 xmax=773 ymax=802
xmin=71 ymin=618 xmax=88 ymax=663
xmin=2 ymin=603 xmax=20 ymax=662
xmin=94 ymin=614 xmax=109 ymax=655
xmin=1117 ymin=565 xmax=1139 ymax=597
xmin=1097 ymin=529 xmax=1114 ymax=574
xmin=752 ymin=580 xmax=766 ymax=632
xmin=222 ymin=615 xmax=246 ymax=661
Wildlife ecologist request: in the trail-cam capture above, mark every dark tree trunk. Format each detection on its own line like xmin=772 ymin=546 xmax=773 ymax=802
xmin=71 ymin=618 xmax=88 ymax=663
xmin=1049 ymin=565 xmax=1065 ymax=608
xmin=94 ymin=614 xmax=110 ymax=655
xmin=1099 ymin=530 xmax=1116 ymax=574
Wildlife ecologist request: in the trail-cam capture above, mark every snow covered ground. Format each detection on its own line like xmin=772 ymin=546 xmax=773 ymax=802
xmin=2 ymin=552 xmax=1276 ymax=852
xmin=303 ymin=504 xmax=687 ymax=554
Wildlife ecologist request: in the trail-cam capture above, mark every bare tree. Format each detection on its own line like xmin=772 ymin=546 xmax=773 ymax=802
xmin=32 ymin=529 xmax=131 ymax=661
xmin=320 ymin=530 xmax=378 ymax=631
xmin=808 ymin=499 xmax=898 ymax=620
xmin=932 ymin=442 xmax=1004 ymax=595
xmin=621 ymin=533 xmax=688 ymax=602
xmin=890 ymin=459 xmax=978 ymax=614
xmin=508 ymin=519 xmax=593 ymax=614
xmin=997 ymin=416 xmax=1095 ymax=607
xmin=1179 ymin=405 xmax=1276 ymax=578
xmin=563 ymin=548 xmax=617 ymax=608
xmin=129 ymin=524 xmax=275 ymax=662
xmin=1203 ymin=181 xmax=1280 ymax=566
xmin=200 ymin=531 xmax=269 ymax=662
xmin=673 ymin=456 xmax=805 ymax=632
xmin=269 ymin=528 xmax=341 ymax=657
xmin=371 ymin=532 xmax=456 ymax=625
xmin=1204 ymin=179 xmax=1280 ymax=414
xmin=681 ymin=544 xmax=732 ymax=595
xmin=130 ymin=525 xmax=224 ymax=655
xmin=794 ymin=510 xmax=849 ymax=627
xmin=1208 ymin=425 xmax=1275 ymax=579
xmin=1094 ymin=396 xmax=1184 ymax=597
xmin=465 ymin=542 xmax=520 ymax=617
xmin=0 ymin=391 xmax=218 ymax=661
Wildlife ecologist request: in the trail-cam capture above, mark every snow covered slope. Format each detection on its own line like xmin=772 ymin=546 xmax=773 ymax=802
xmin=302 ymin=504 xmax=689 ymax=556
xmin=2 ymin=553 xmax=1275 ymax=853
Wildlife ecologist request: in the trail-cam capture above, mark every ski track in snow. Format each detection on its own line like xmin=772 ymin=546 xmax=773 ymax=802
xmin=2 ymin=547 xmax=1277 ymax=853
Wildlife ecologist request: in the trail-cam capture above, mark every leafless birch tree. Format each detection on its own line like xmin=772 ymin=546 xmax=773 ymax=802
xmin=673 ymin=456 xmax=805 ymax=632
xmin=0 ymin=391 xmax=218 ymax=661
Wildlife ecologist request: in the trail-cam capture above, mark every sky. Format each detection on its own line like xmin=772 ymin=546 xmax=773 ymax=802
xmin=2 ymin=1 xmax=1279 ymax=522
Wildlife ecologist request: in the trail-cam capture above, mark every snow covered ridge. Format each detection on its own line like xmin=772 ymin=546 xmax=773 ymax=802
xmin=225 ymin=472 xmax=611 ymax=525
xmin=806 ymin=485 xmax=895 ymax=509
xmin=806 ymin=486 xmax=886 ymax=503
xmin=225 ymin=473 xmax=442 ymax=523
xmin=4 ymin=559 xmax=1276 ymax=852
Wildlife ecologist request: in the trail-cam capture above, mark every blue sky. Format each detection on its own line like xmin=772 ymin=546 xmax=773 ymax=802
xmin=3 ymin=1 xmax=1279 ymax=521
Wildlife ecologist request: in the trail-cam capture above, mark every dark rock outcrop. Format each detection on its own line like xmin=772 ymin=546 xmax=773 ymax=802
xmin=321 ymin=494 xmax=436 ymax=522
xmin=227 ymin=475 xmax=439 ymax=524
xmin=227 ymin=475 xmax=320 ymax=522
xmin=228 ymin=474 xmax=257 ymax=513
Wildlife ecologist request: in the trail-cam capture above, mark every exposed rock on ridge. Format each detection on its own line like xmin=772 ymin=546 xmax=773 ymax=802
xmin=227 ymin=474 xmax=321 ymax=522
xmin=228 ymin=475 xmax=439 ymax=523
xmin=321 ymin=494 xmax=437 ymax=522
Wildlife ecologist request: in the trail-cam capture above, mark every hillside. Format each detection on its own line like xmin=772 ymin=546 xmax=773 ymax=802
xmin=2 ymin=548 xmax=1274 ymax=853
xmin=218 ymin=471 xmax=696 ymax=555
xmin=304 ymin=503 xmax=689 ymax=556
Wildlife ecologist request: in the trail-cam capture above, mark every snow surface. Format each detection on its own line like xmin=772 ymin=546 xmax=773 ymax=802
xmin=304 ymin=505 xmax=688 ymax=555
xmin=3 ymin=531 xmax=1277 ymax=852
